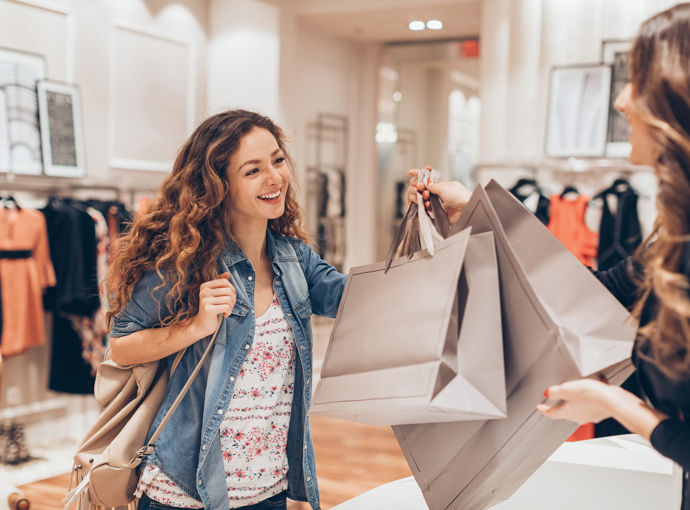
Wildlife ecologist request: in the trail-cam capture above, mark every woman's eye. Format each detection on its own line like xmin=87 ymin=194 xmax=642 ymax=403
xmin=246 ymin=168 xmax=259 ymax=176
xmin=274 ymin=157 xmax=285 ymax=165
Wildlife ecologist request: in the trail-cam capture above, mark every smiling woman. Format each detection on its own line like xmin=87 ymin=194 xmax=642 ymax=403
xmin=104 ymin=109 xmax=347 ymax=510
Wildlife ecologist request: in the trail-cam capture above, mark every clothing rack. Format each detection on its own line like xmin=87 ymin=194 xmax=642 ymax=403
xmin=0 ymin=177 xmax=159 ymax=209
xmin=476 ymin=158 xmax=655 ymax=175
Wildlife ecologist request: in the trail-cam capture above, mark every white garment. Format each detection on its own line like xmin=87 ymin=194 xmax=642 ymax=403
xmin=135 ymin=296 xmax=297 ymax=508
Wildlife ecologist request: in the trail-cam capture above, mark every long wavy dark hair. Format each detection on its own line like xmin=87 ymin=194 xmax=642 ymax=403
xmin=105 ymin=109 xmax=309 ymax=329
xmin=630 ymin=4 xmax=690 ymax=379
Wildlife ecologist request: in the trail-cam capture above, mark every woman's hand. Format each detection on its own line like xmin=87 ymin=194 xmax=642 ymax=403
xmin=537 ymin=379 xmax=618 ymax=425
xmin=537 ymin=378 xmax=669 ymax=441
xmin=407 ymin=167 xmax=473 ymax=226
xmin=192 ymin=272 xmax=236 ymax=338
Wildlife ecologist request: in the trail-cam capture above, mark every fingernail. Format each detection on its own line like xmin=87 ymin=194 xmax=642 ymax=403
xmin=544 ymin=389 xmax=549 ymax=399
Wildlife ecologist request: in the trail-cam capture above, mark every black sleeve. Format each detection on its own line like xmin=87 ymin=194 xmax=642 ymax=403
xmin=591 ymin=257 xmax=642 ymax=310
xmin=650 ymin=418 xmax=690 ymax=471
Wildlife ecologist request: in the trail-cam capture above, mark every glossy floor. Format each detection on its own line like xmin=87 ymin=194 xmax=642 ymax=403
xmin=18 ymin=415 xmax=413 ymax=509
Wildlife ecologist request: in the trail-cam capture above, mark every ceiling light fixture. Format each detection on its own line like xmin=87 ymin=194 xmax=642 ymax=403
xmin=393 ymin=92 xmax=402 ymax=102
xmin=409 ymin=21 xmax=425 ymax=31
xmin=427 ymin=20 xmax=443 ymax=30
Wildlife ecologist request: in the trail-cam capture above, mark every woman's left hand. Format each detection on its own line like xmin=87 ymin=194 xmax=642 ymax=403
xmin=537 ymin=379 xmax=618 ymax=425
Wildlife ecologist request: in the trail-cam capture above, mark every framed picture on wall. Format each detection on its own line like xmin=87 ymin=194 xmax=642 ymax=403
xmin=0 ymin=47 xmax=46 ymax=175
xmin=545 ymin=64 xmax=612 ymax=157
xmin=37 ymin=81 xmax=86 ymax=178
xmin=602 ymin=39 xmax=633 ymax=158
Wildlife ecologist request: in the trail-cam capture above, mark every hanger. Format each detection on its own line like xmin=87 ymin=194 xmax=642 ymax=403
xmin=559 ymin=185 xmax=580 ymax=198
xmin=593 ymin=176 xmax=636 ymax=200
xmin=509 ymin=178 xmax=542 ymax=200
xmin=2 ymin=195 xmax=21 ymax=211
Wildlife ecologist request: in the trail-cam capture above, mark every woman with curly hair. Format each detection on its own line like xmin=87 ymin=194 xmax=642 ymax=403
xmin=410 ymin=4 xmax=690 ymax=508
xmin=107 ymin=110 xmax=345 ymax=510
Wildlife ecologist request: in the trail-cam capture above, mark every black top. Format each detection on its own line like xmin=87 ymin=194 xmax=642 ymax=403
xmin=597 ymin=185 xmax=643 ymax=271
xmin=596 ymin=252 xmax=690 ymax=509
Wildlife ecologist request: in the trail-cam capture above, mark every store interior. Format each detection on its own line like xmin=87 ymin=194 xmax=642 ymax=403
xmin=0 ymin=0 xmax=683 ymax=508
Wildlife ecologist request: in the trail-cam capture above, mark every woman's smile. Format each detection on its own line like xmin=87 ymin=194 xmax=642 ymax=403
xmin=258 ymin=189 xmax=282 ymax=205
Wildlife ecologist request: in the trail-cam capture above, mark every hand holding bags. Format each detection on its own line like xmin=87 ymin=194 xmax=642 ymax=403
xmin=310 ymin=190 xmax=506 ymax=426
xmin=393 ymin=181 xmax=637 ymax=510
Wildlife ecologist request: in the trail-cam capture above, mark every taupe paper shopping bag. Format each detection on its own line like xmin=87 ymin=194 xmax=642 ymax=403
xmin=393 ymin=180 xmax=637 ymax=510
xmin=310 ymin=208 xmax=506 ymax=426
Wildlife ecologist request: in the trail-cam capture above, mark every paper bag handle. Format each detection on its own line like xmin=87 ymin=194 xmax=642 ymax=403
xmin=384 ymin=193 xmax=450 ymax=273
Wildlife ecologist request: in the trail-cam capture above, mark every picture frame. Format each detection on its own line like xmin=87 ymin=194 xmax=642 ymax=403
xmin=602 ymin=39 xmax=633 ymax=158
xmin=0 ymin=47 xmax=46 ymax=175
xmin=37 ymin=80 xmax=86 ymax=178
xmin=545 ymin=64 xmax=612 ymax=158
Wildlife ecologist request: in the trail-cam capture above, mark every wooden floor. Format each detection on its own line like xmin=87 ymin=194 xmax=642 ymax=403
xmin=18 ymin=415 xmax=412 ymax=509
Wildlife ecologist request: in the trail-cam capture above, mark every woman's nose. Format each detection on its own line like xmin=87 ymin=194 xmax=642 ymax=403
xmin=266 ymin=165 xmax=282 ymax=184
xmin=614 ymin=83 xmax=632 ymax=114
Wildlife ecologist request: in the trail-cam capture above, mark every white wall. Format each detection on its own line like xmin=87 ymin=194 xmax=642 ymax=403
xmin=478 ymin=0 xmax=680 ymax=238
xmin=207 ymin=0 xmax=280 ymax=118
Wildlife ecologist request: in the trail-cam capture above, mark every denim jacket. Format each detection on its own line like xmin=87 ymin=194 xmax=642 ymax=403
xmin=110 ymin=230 xmax=347 ymax=510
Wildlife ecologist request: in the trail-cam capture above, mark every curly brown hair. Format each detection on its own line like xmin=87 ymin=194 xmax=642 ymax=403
xmin=105 ymin=109 xmax=309 ymax=330
xmin=629 ymin=4 xmax=690 ymax=380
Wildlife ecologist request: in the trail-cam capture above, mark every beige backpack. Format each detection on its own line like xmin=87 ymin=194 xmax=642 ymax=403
xmin=63 ymin=317 xmax=222 ymax=510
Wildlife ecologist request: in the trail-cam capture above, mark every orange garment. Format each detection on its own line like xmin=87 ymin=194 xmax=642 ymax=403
xmin=0 ymin=208 xmax=56 ymax=356
xmin=547 ymin=194 xmax=599 ymax=268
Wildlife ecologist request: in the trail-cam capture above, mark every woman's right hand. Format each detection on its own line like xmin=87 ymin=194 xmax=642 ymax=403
xmin=192 ymin=272 xmax=236 ymax=338
xmin=407 ymin=168 xmax=473 ymax=226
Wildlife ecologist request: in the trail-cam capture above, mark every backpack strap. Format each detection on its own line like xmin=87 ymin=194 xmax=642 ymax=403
xmin=134 ymin=315 xmax=223 ymax=459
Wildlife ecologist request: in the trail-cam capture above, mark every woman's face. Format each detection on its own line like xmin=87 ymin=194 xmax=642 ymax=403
xmin=615 ymin=83 xmax=662 ymax=166
xmin=226 ymin=127 xmax=291 ymax=225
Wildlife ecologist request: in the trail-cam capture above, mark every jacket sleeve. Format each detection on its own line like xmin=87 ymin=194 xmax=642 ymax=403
xmin=650 ymin=418 xmax=690 ymax=471
xmin=293 ymin=240 xmax=347 ymax=318
xmin=591 ymin=256 xmax=643 ymax=310
xmin=109 ymin=269 xmax=174 ymax=337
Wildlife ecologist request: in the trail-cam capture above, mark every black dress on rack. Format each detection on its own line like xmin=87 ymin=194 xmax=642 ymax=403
xmin=41 ymin=198 xmax=101 ymax=394
xmin=597 ymin=180 xmax=643 ymax=271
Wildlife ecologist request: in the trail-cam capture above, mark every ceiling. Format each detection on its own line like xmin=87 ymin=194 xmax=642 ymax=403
xmin=294 ymin=0 xmax=480 ymax=44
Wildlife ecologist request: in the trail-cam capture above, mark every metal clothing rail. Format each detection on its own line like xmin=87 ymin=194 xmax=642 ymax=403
xmin=476 ymin=158 xmax=655 ymax=174
xmin=0 ymin=177 xmax=159 ymax=208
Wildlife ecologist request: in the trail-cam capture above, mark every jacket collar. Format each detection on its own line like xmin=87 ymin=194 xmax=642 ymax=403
xmin=221 ymin=229 xmax=293 ymax=271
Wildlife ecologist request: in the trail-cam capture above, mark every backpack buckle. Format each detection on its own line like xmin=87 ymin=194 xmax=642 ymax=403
xmin=136 ymin=445 xmax=155 ymax=457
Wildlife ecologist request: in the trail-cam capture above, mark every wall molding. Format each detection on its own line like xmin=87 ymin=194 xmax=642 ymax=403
xmin=108 ymin=20 xmax=197 ymax=173
xmin=5 ymin=0 xmax=75 ymax=82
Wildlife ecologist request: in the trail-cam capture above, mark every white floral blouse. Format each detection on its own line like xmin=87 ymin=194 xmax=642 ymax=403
xmin=135 ymin=296 xmax=297 ymax=508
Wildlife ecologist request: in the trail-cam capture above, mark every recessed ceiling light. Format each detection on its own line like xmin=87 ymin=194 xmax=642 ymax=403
xmin=393 ymin=92 xmax=402 ymax=102
xmin=409 ymin=21 xmax=425 ymax=31
xmin=427 ymin=20 xmax=443 ymax=30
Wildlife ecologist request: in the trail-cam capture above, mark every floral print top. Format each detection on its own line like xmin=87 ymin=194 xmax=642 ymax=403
xmin=135 ymin=296 xmax=297 ymax=508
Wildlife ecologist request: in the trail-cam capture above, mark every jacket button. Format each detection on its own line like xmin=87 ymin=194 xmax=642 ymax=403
xmin=304 ymin=444 xmax=307 ymax=450
xmin=276 ymin=281 xmax=281 ymax=285
xmin=288 ymin=313 xmax=292 ymax=317
xmin=307 ymin=477 xmax=311 ymax=482
xmin=230 ymin=377 xmax=235 ymax=382
xmin=198 ymin=480 xmax=202 ymax=485
xmin=245 ymin=344 xmax=250 ymax=350
xmin=218 ymin=409 xmax=223 ymax=415
xmin=301 ymin=346 xmax=305 ymax=350
xmin=248 ymin=276 xmax=253 ymax=281
xmin=202 ymin=445 xmax=206 ymax=450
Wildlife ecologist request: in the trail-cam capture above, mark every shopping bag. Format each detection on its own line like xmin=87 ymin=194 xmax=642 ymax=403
xmin=393 ymin=180 xmax=637 ymax=510
xmin=310 ymin=193 xmax=506 ymax=426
